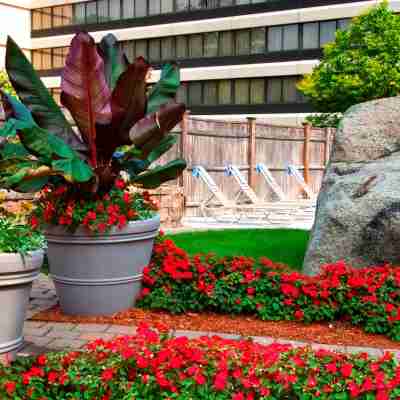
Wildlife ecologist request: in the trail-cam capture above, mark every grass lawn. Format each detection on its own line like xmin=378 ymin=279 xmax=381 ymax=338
xmin=166 ymin=229 xmax=310 ymax=270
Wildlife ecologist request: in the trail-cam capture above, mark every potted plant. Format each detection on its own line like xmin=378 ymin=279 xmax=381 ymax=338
xmin=0 ymin=32 xmax=186 ymax=316
xmin=0 ymin=213 xmax=44 ymax=364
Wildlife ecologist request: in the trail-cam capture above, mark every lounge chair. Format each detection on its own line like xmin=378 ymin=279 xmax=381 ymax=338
xmin=225 ymin=164 xmax=315 ymax=222
xmin=286 ymin=164 xmax=316 ymax=200
xmin=192 ymin=166 xmax=293 ymax=224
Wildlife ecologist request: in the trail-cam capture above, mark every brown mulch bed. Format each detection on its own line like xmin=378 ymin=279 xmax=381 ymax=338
xmin=31 ymin=305 xmax=400 ymax=350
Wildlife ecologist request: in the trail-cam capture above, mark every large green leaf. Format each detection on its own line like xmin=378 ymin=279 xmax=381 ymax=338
xmin=16 ymin=176 xmax=49 ymax=192
xmin=52 ymin=157 xmax=93 ymax=183
xmin=0 ymin=119 xmax=18 ymax=138
xmin=0 ymin=142 xmax=29 ymax=158
xmin=147 ymin=63 xmax=181 ymax=114
xmin=5 ymin=36 xmax=87 ymax=153
xmin=145 ymin=134 xmax=178 ymax=165
xmin=97 ymin=33 xmax=128 ymax=90
xmin=132 ymin=159 xmax=186 ymax=189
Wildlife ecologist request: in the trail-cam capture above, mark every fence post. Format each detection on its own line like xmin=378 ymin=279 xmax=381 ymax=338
xmin=323 ymin=127 xmax=331 ymax=166
xmin=247 ymin=117 xmax=257 ymax=189
xmin=302 ymin=122 xmax=311 ymax=185
xmin=179 ymin=110 xmax=190 ymax=188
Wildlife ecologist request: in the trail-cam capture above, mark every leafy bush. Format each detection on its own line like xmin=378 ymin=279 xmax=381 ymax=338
xmin=298 ymin=3 xmax=400 ymax=114
xmin=1 ymin=324 xmax=399 ymax=399
xmin=0 ymin=32 xmax=186 ymax=225
xmin=137 ymin=238 xmax=400 ymax=341
xmin=0 ymin=215 xmax=44 ymax=253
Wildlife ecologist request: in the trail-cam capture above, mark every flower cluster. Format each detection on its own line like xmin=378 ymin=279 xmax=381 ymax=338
xmin=137 ymin=239 xmax=400 ymax=341
xmin=1 ymin=324 xmax=399 ymax=399
xmin=29 ymin=180 xmax=158 ymax=233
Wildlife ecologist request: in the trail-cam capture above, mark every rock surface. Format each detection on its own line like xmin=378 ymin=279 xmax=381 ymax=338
xmin=303 ymin=96 xmax=400 ymax=275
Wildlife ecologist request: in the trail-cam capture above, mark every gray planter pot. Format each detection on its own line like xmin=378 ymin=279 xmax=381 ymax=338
xmin=45 ymin=215 xmax=160 ymax=316
xmin=0 ymin=250 xmax=43 ymax=364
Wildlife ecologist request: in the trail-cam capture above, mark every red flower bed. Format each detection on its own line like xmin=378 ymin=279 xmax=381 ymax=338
xmin=1 ymin=324 xmax=400 ymax=399
xmin=137 ymin=238 xmax=400 ymax=341
xmin=30 ymin=181 xmax=158 ymax=233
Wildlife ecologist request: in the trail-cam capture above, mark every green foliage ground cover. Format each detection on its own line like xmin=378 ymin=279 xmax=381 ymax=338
xmin=166 ymin=229 xmax=309 ymax=270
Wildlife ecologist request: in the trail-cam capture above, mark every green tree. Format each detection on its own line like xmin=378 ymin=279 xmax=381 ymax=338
xmin=298 ymin=2 xmax=400 ymax=116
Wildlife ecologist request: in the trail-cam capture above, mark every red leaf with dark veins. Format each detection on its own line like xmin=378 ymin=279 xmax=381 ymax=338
xmin=61 ymin=32 xmax=112 ymax=167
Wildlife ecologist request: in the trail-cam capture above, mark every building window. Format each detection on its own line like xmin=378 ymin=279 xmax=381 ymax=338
xmin=282 ymin=77 xmax=297 ymax=103
xmin=149 ymin=0 xmax=161 ymax=15
xmin=234 ymin=79 xmax=250 ymax=105
xmin=251 ymin=27 xmax=265 ymax=54
xmin=176 ymin=0 xmax=189 ymax=11
xmin=121 ymin=41 xmax=135 ymax=62
xmin=85 ymin=1 xmax=97 ymax=23
xmin=122 ymin=0 xmax=135 ymax=18
xmin=204 ymin=32 xmax=218 ymax=58
xmin=203 ymin=81 xmax=218 ymax=105
xmin=268 ymin=26 xmax=282 ymax=52
xmin=161 ymin=37 xmax=175 ymax=60
xmin=250 ymin=79 xmax=265 ymax=104
xmin=188 ymin=34 xmax=203 ymax=58
xmin=283 ymin=24 xmax=299 ymax=51
xmin=98 ymin=0 xmax=109 ymax=22
xmin=302 ymin=22 xmax=319 ymax=49
xmin=236 ymin=30 xmax=251 ymax=56
xmin=320 ymin=20 xmax=337 ymax=45
xmin=135 ymin=0 xmax=147 ymax=17
xmin=161 ymin=0 xmax=174 ymax=13
xmin=188 ymin=82 xmax=202 ymax=105
xmin=267 ymin=78 xmax=282 ymax=103
xmin=73 ymin=3 xmax=86 ymax=24
xmin=148 ymin=38 xmax=161 ymax=62
xmin=218 ymin=80 xmax=232 ymax=104
xmin=176 ymin=36 xmax=188 ymax=59
xmin=219 ymin=31 xmax=233 ymax=57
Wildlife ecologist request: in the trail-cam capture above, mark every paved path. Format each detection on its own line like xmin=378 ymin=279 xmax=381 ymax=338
xmin=20 ymin=274 xmax=400 ymax=359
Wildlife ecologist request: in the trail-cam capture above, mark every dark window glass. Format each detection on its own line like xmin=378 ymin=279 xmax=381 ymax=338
xmin=110 ymin=0 xmax=121 ymax=19
xmin=236 ymin=30 xmax=251 ymax=55
xmin=176 ymin=36 xmax=188 ymax=59
xmin=122 ymin=0 xmax=135 ymax=18
xmin=149 ymin=0 xmax=161 ymax=15
xmin=161 ymin=37 xmax=175 ymax=60
xmin=190 ymin=0 xmax=203 ymax=9
xmin=53 ymin=47 xmax=67 ymax=68
xmin=86 ymin=2 xmax=97 ymax=23
xmin=218 ymin=80 xmax=232 ymax=104
xmin=204 ymin=32 xmax=218 ymax=57
xmin=203 ymin=81 xmax=218 ymax=105
xmin=135 ymin=0 xmax=147 ymax=17
xmin=251 ymin=27 xmax=265 ymax=54
xmin=338 ymin=18 xmax=351 ymax=31
xmin=73 ymin=3 xmax=86 ymax=24
xmin=135 ymin=40 xmax=148 ymax=58
xmin=283 ymin=24 xmax=298 ymax=50
xmin=236 ymin=0 xmax=251 ymax=4
xmin=220 ymin=0 xmax=233 ymax=5
xmin=188 ymin=34 xmax=203 ymax=58
xmin=149 ymin=39 xmax=161 ymax=62
xmin=219 ymin=31 xmax=233 ymax=56
xmin=161 ymin=0 xmax=174 ymax=12
xmin=98 ymin=0 xmax=110 ymax=22
xmin=320 ymin=20 xmax=337 ymax=45
xmin=282 ymin=77 xmax=297 ymax=103
xmin=176 ymin=0 xmax=189 ymax=11
xmin=302 ymin=22 xmax=319 ymax=49
xmin=268 ymin=26 xmax=282 ymax=52
xmin=268 ymin=78 xmax=282 ymax=103
xmin=206 ymin=0 xmax=219 ymax=7
xmin=250 ymin=79 xmax=265 ymax=104
xmin=121 ymin=41 xmax=135 ymax=62
xmin=234 ymin=79 xmax=249 ymax=104
xmin=188 ymin=82 xmax=202 ymax=105
xmin=176 ymin=84 xmax=188 ymax=104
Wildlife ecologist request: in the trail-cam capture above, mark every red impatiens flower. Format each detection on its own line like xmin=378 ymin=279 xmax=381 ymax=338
xmin=4 ymin=381 xmax=16 ymax=395
xmin=101 ymin=368 xmax=115 ymax=382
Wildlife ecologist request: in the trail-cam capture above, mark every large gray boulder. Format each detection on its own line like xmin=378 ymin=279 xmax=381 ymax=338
xmin=303 ymin=96 xmax=400 ymax=275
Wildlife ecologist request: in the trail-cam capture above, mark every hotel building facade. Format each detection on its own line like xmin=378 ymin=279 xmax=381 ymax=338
xmin=0 ymin=0 xmax=395 ymax=125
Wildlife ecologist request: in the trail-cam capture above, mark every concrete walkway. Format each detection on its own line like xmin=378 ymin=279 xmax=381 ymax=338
xmin=19 ymin=274 xmax=400 ymax=359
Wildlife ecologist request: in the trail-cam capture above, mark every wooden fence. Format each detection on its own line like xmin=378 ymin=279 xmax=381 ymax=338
xmin=0 ymin=109 xmax=335 ymax=217
xmin=161 ymin=113 xmax=335 ymax=217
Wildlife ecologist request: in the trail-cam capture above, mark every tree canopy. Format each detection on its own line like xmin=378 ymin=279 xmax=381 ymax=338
xmin=298 ymin=2 xmax=400 ymax=114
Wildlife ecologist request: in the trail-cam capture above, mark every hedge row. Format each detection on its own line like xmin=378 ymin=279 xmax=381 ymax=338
xmin=137 ymin=238 xmax=400 ymax=341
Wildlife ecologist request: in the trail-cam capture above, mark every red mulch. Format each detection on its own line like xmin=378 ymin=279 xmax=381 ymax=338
xmin=31 ymin=305 xmax=400 ymax=350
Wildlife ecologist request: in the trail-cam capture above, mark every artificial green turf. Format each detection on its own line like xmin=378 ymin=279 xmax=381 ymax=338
xmin=166 ymin=229 xmax=310 ymax=270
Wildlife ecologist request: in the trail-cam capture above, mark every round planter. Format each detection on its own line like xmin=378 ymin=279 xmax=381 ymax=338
xmin=45 ymin=215 xmax=160 ymax=316
xmin=0 ymin=250 xmax=43 ymax=364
